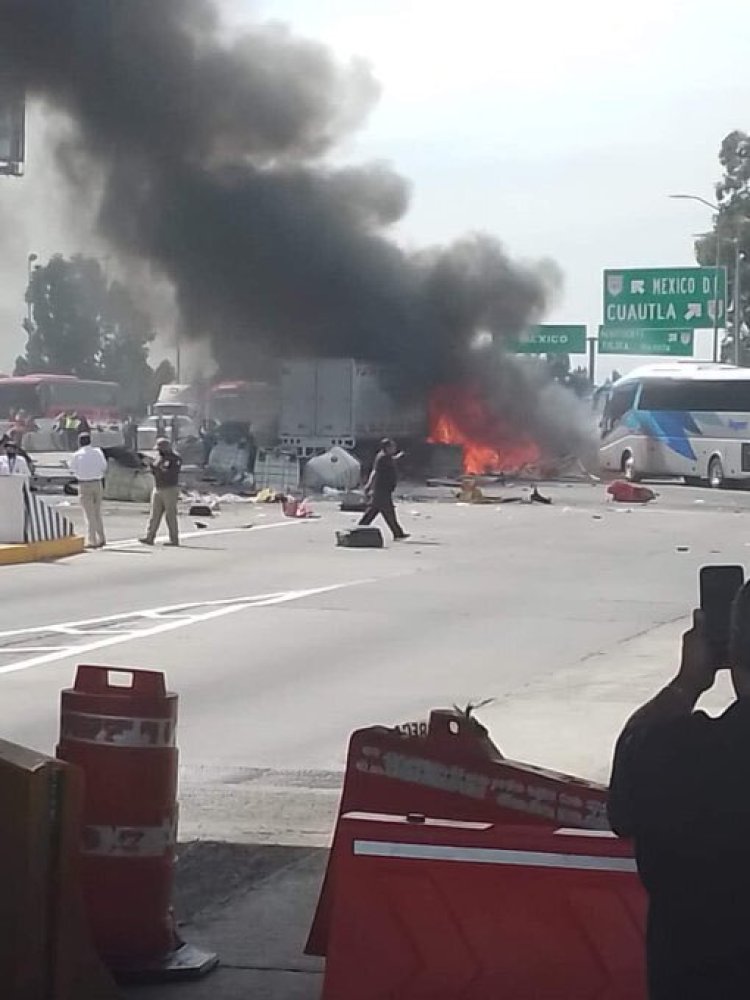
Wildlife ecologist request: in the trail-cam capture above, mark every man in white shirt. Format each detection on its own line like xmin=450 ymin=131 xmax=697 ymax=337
xmin=0 ymin=439 xmax=31 ymax=477
xmin=70 ymin=433 xmax=108 ymax=549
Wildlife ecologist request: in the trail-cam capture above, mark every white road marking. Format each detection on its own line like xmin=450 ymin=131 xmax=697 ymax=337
xmin=0 ymin=591 xmax=335 ymax=640
xmin=105 ymin=518 xmax=302 ymax=550
xmin=0 ymin=581 xmax=369 ymax=677
xmin=0 ymin=646 xmax=69 ymax=653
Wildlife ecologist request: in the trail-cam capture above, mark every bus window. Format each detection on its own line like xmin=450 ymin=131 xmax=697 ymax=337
xmin=47 ymin=381 xmax=119 ymax=410
xmin=0 ymin=383 xmax=41 ymax=419
xmin=603 ymin=382 xmax=638 ymax=434
xmin=639 ymin=379 xmax=750 ymax=412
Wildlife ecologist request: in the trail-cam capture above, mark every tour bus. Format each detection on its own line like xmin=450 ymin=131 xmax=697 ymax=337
xmin=598 ymin=362 xmax=750 ymax=488
xmin=0 ymin=374 xmax=122 ymax=450
xmin=0 ymin=374 xmax=121 ymax=424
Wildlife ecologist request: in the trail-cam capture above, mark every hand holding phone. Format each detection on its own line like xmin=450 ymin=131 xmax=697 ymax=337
xmin=699 ymin=565 xmax=745 ymax=667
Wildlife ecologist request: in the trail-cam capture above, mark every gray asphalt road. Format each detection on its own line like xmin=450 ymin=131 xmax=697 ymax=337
xmin=2 ymin=480 xmax=749 ymax=843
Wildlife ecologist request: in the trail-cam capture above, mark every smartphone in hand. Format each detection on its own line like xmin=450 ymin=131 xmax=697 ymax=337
xmin=699 ymin=565 xmax=745 ymax=667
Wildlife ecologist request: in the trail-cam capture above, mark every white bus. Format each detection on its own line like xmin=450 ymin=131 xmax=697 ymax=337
xmin=598 ymin=362 xmax=750 ymax=488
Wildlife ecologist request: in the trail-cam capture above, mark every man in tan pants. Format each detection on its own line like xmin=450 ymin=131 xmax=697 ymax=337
xmin=140 ymin=438 xmax=182 ymax=546
xmin=70 ymin=433 xmax=108 ymax=548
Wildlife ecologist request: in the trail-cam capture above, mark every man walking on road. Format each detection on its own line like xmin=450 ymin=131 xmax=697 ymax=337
xmin=140 ymin=438 xmax=182 ymax=547
xmin=359 ymin=438 xmax=409 ymax=540
xmin=70 ymin=433 xmax=108 ymax=549
xmin=609 ymin=585 xmax=750 ymax=999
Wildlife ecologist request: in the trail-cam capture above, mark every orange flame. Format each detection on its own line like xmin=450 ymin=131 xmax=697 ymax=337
xmin=428 ymin=384 xmax=540 ymax=475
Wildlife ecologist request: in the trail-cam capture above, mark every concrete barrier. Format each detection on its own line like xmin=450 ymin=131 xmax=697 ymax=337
xmin=0 ymin=478 xmax=83 ymax=565
xmin=103 ymin=459 xmax=154 ymax=503
xmin=321 ymin=813 xmax=645 ymax=1000
xmin=0 ymin=476 xmax=25 ymax=542
xmin=0 ymin=738 xmax=119 ymax=999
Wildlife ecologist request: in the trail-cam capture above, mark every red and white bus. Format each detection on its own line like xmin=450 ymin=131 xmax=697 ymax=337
xmin=0 ymin=374 xmax=121 ymax=425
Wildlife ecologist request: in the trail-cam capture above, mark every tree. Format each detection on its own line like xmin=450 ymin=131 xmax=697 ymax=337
xmin=695 ymin=131 xmax=750 ymax=365
xmin=16 ymin=254 xmax=172 ymax=412
xmin=18 ymin=254 xmax=106 ymax=377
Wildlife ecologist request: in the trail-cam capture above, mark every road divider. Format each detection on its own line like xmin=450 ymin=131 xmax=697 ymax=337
xmin=321 ymin=812 xmax=645 ymax=999
xmin=0 ymin=536 xmax=84 ymax=565
xmin=307 ymin=706 xmax=610 ymax=955
xmin=0 ymin=480 xmax=84 ymax=565
xmin=0 ymin=736 xmax=119 ymax=999
xmin=57 ymin=665 xmax=218 ymax=982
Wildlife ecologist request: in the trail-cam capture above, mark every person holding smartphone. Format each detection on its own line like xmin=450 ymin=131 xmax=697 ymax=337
xmin=609 ymin=577 xmax=750 ymax=998
xmin=139 ymin=438 xmax=182 ymax=547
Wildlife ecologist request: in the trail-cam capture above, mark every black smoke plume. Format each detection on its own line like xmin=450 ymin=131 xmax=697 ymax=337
xmin=1 ymin=0 xmax=590 ymax=458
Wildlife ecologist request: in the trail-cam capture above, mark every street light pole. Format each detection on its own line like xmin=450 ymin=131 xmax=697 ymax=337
xmin=26 ymin=252 xmax=38 ymax=329
xmin=713 ymin=234 xmax=721 ymax=362
xmin=669 ymin=194 xmax=724 ymax=362
xmin=735 ymin=233 xmax=742 ymax=366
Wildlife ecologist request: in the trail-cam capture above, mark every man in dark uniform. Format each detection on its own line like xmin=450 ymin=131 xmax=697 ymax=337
xmin=359 ymin=438 xmax=408 ymax=540
xmin=609 ymin=583 xmax=750 ymax=999
xmin=139 ymin=438 xmax=182 ymax=546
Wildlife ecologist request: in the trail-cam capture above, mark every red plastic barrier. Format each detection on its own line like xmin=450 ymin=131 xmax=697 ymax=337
xmin=307 ymin=708 xmax=609 ymax=955
xmin=607 ymin=480 xmax=656 ymax=503
xmin=322 ymin=812 xmax=646 ymax=1000
xmin=57 ymin=665 xmax=217 ymax=982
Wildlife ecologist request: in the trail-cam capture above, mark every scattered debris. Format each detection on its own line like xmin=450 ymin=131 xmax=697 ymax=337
xmin=304 ymin=447 xmax=361 ymax=492
xmin=530 ymin=487 xmax=552 ymax=505
xmin=677 ymin=546 xmax=690 ymax=552
xmin=194 ymin=522 xmax=209 ymax=530
xmin=457 ymin=479 xmax=502 ymax=504
xmin=592 ymin=514 xmax=603 ymax=520
xmin=341 ymin=499 xmax=369 ymax=513
xmin=283 ymin=497 xmax=317 ymax=519
xmin=607 ymin=480 xmax=656 ymax=504
xmin=336 ymin=527 xmax=384 ymax=549
xmin=255 ymin=487 xmax=281 ymax=503
xmin=188 ymin=504 xmax=213 ymax=518
xmin=427 ymin=477 xmax=463 ymax=488
xmin=454 ymin=698 xmax=495 ymax=717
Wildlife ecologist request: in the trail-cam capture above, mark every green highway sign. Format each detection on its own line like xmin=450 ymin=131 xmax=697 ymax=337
xmin=514 ymin=324 xmax=587 ymax=355
xmin=598 ymin=327 xmax=695 ymax=356
xmin=603 ymin=267 xmax=726 ymax=329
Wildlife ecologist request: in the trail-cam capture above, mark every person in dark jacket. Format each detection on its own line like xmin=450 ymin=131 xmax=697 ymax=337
xmin=608 ymin=582 xmax=750 ymax=999
xmin=139 ymin=438 xmax=182 ymax=546
xmin=358 ymin=438 xmax=408 ymax=540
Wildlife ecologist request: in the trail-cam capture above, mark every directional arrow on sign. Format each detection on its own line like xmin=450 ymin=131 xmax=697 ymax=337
xmin=685 ymin=303 xmax=702 ymax=321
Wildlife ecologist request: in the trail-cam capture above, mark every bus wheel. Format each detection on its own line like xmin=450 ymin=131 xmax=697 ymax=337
xmin=708 ymin=457 xmax=725 ymax=489
xmin=622 ymin=452 xmax=640 ymax=482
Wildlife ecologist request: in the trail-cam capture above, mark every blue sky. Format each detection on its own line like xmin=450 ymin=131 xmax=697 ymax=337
xmin=1 ymin=0 xmax=748 ymax=375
